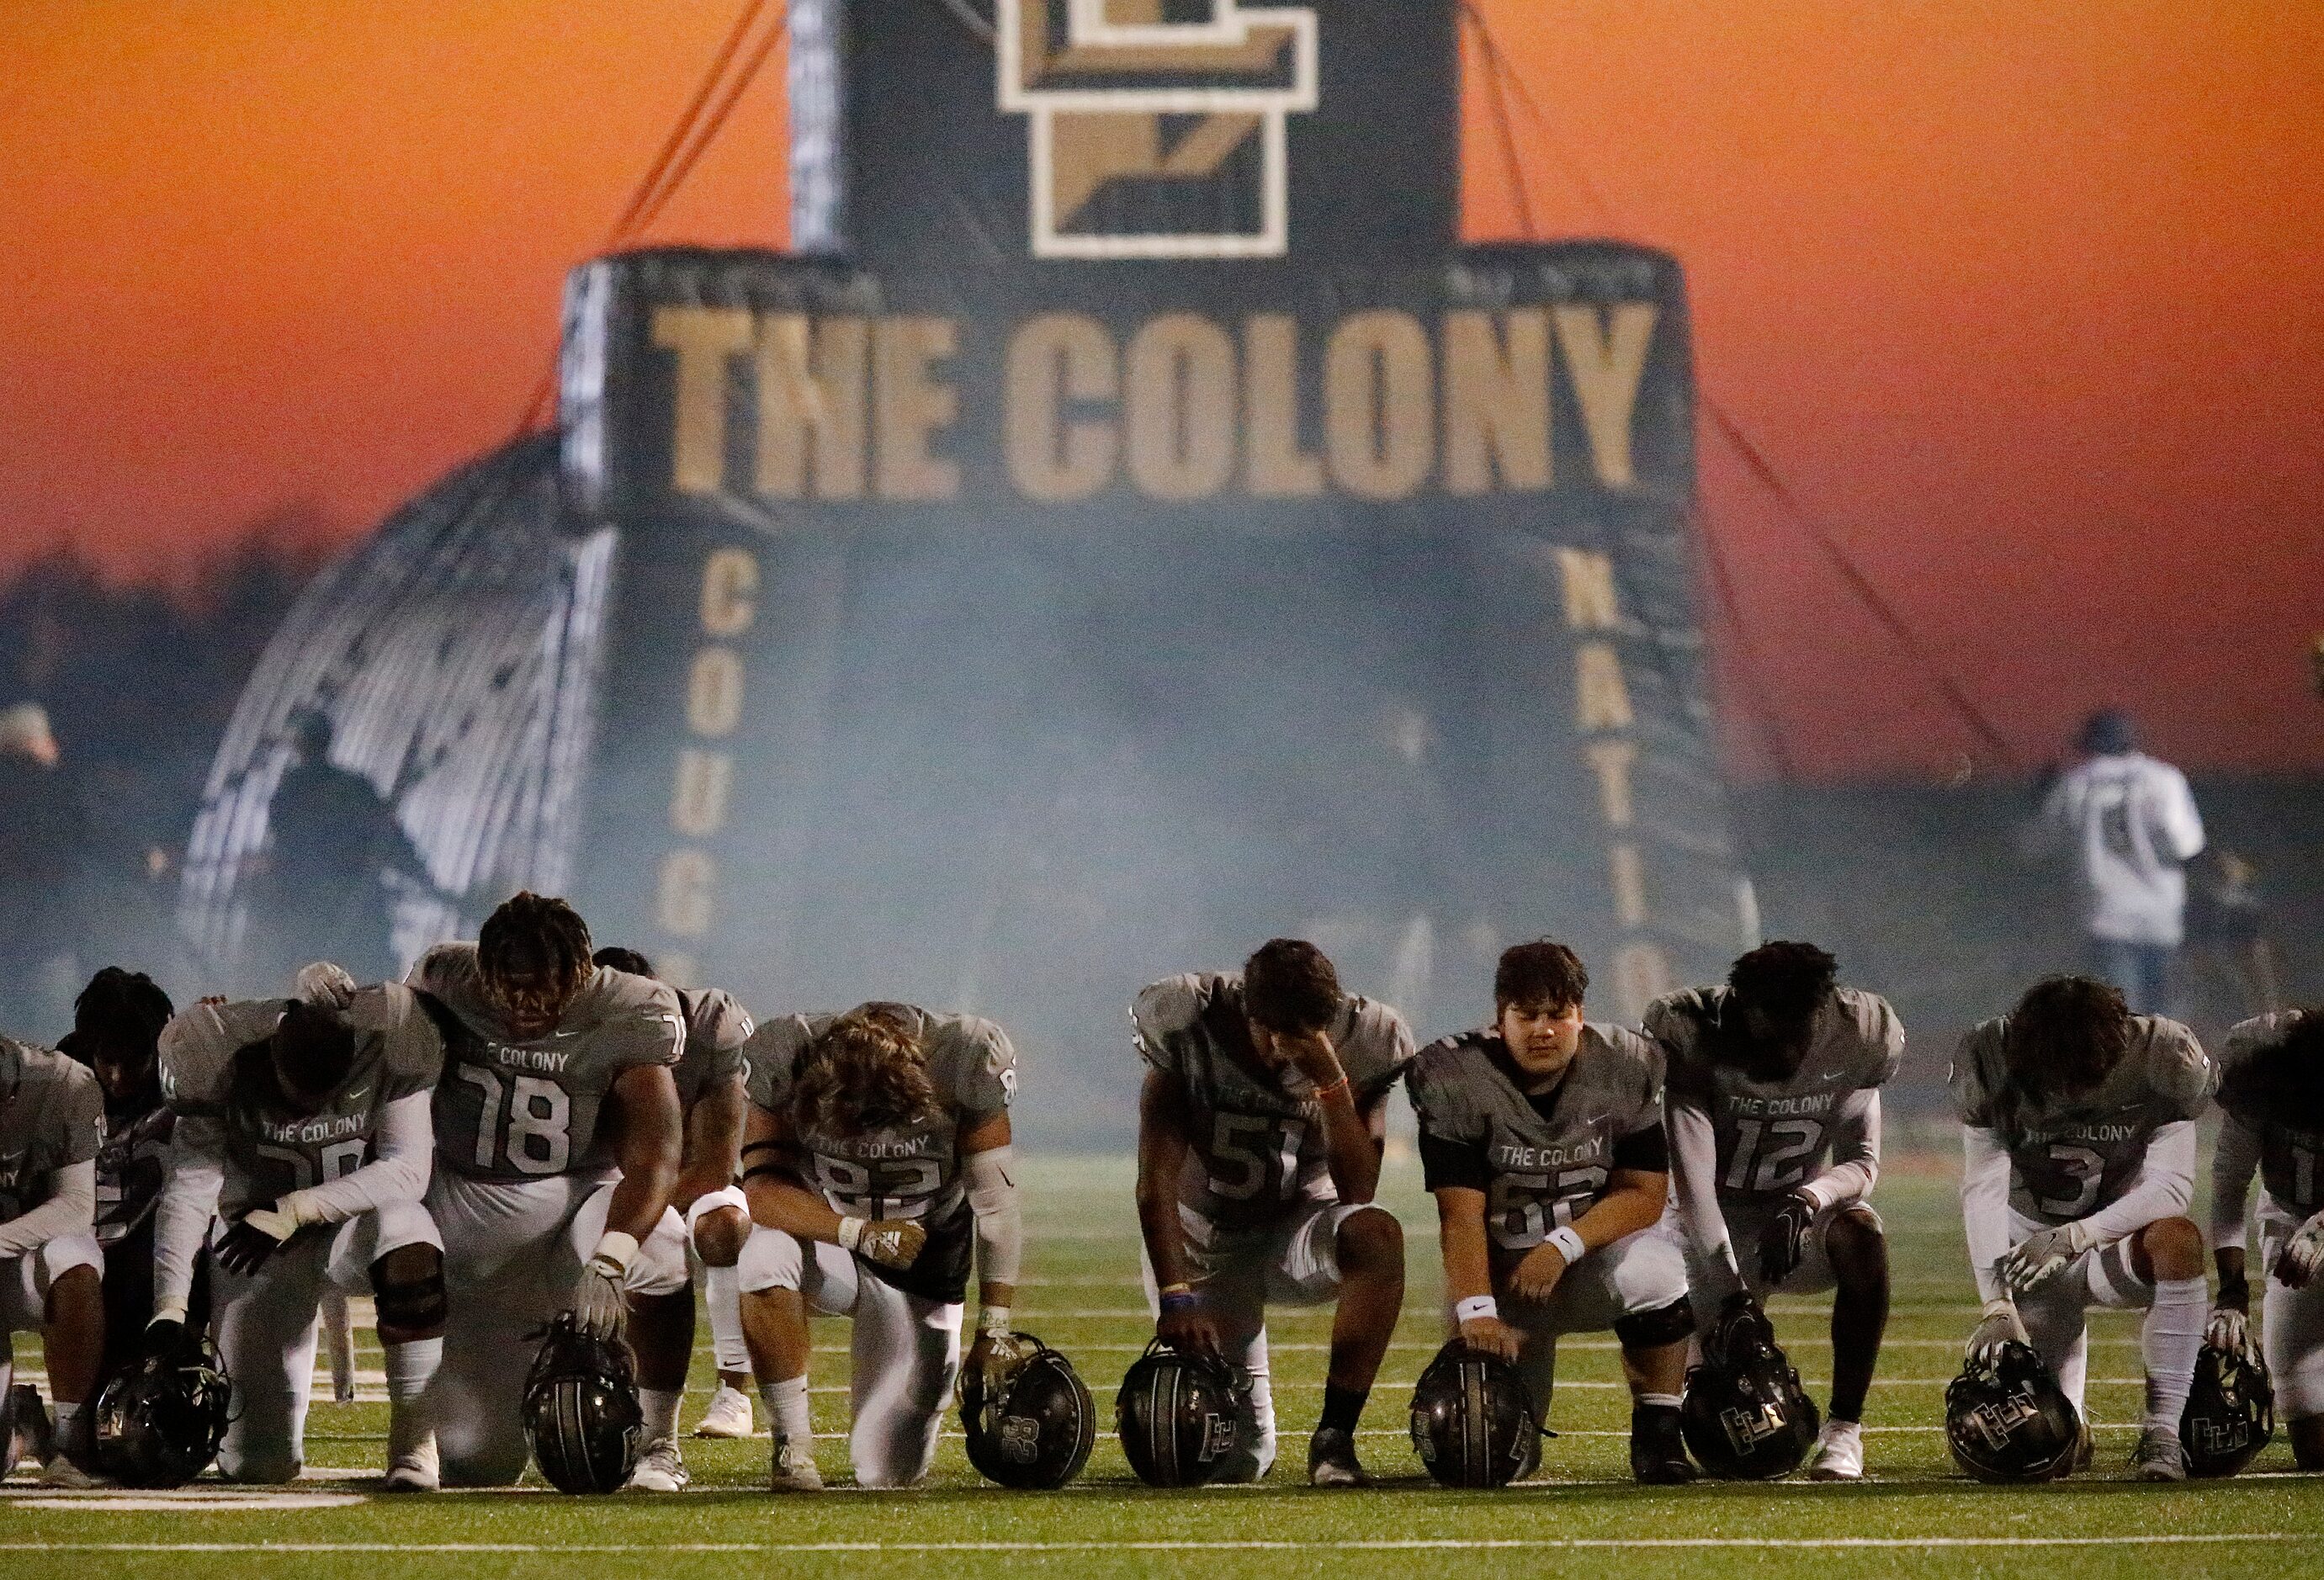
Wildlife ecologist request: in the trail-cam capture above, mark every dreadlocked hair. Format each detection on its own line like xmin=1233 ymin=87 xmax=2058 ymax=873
xmin=2002 ymin=974 xmax=2130 ymax=1124
xmin=478 ymin=891 xmax=594 ymax=985
xmin=2219 ymin=1008 xmax=2324 ymax=1120
xmin=72 ymin=967 xmax=175 ymax=1058
xmin=791 ymin=1004 xmax=937 ymax=1137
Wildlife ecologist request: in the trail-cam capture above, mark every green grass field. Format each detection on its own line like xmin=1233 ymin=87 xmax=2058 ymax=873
xmin=4 ymin=1155 xmax=2319 ymax=1578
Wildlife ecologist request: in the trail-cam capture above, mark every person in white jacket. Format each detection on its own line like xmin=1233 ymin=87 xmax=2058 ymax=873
xmin=2029 ymin=710 xmax=2205 ymax=1015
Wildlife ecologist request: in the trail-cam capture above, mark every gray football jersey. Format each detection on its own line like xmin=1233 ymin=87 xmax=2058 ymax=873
xmin=1408 ymin=1025 xmax=1664 ymax=1256
xmin=159 ymin=985 xmax=443 ymax=1218
xmin=1647 ymin=984 xmax=1904 ymax=1202
xmin=2217 ymin=1011 xmax=2324 ymax=1217
xmin=674 ymin=987 xmax=753 ymax=1112
xmin=1950 ymin=1013 xmax=2213 ymax=1226
xmin=742 ymin=1003 xmax=1016 ymax=1225
xmin=0 ymin=1036 xmax=104 ymax=1225
xmin=412 ymin=946 xmax=684 ymax=1181
xmin=1133 ymin=972 xmax=1415 ymax=1232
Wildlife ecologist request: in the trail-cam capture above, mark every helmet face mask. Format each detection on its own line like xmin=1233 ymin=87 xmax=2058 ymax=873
xmin=1409 ymin=1339 xmax=1542 ymax=1488
xmin=1680 ymin=1299 xmax=1818 ymax=1480
xmin=1114 ymin=1339 xmax=1245 ymax=1487
xmin=961 ymin=1333 xmax=1096 ymax=1490
xmin=91 ymin=1332 xmax=233 ymax=1488
xmin=2180 ymin=1341 xmax=2274 ymax=1478
xmin=1945 ymin=1340 xmax=2081 ymax=1483
xmin=522 ymin=1313 xmax=644 ymax=1494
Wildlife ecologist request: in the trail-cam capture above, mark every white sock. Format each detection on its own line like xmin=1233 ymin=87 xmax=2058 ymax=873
xmin=761 ymin=1376 xmax=813 ymax=1445
xmin=384 ymin=1337 xmax=442 ymax=1459
xmin=1637 ymin=1392 xmax=1683 ymax=1411
xmin=2141 ymin=1276 xmax=2208 ymax=1434
xmin=639 ymin=1386 xmax=683 ymax=1444
xmin=704 ymin=1263 xmax=751 ymax=1375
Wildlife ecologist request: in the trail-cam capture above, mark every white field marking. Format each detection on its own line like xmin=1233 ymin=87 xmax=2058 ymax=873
xmin=0 ymin=1490 xmax=367 ymax=1511
xmin=0 ymin=1535 xmax=2303 ymax=1554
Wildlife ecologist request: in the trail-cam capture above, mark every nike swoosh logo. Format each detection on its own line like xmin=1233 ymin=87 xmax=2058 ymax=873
xmin=1820 ymin=1072 xmax=1847 ymax=1082
xmin=343 ymin=1087 xmax=372 ymax=1107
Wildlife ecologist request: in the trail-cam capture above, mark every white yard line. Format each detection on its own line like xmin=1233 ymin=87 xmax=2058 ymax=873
xmin=0 ymin=1535 xmax=2302 ymax=1553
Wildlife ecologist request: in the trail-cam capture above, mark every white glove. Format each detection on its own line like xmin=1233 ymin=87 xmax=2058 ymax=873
xmin=2206 ymin=1305 xmax=2252 ymax=1359
xmin=1966 ymin=1297 xmax=2030 ymax=1367
xmin=292 ymin=961 xmax=358 ymax=1009
xmin=570 ymin=1231 xmax=635 ymax=1339
xmin=2276 ymin=1212 xmax=2324 ymax=1290
xmin=837 ymin=1216 xmax=926 ymax=1271
xmin=1999 ymin=1220 xmax=2093 ymax=1293
xmin=240 ymin=1201 xmax=300 ymax=1242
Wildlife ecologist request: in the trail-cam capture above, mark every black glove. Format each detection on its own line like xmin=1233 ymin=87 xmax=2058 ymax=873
xmin=215 ymin=1215 xmax=292 ymax=1275
xmin=1757 ymin=1193 xmax=1817 ymax=1286
xmin=144 ymin=1317 xmax=187 ymax=1360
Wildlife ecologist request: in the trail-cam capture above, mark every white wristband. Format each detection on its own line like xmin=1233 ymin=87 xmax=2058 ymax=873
xmin=836 ymin=1217 xmax=866 ymax=1252
xmin=1454 ymin=1295 xmax=1499 ymax=1324
xmin=588 ymin=1230 xmax=639 ymax=1274
xmin=979 ymin=1305 xmax=1013 ymax=1337
xmin=1545 ymin=1225 xmax=1587 ymax=1265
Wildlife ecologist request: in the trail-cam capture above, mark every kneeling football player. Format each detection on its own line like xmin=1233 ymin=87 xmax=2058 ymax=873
xmin=1133 ymin=941 xmax=1414 ymax=1487
xmin=1411 ymin=940 xmax=1695 ymax=1484
xmin=150 ymin=974 xmax=447 ymax=1487
xmin=1649 ymin=941 xmax=1902 ymax=1480
xmin=735 ymin=1002 xmax=1023 ymax=1490
xmin=587 ymin=947 xmax=754 ymax=1487
xmin=2208 ymin=1004 xmax=2324 ymax=1470
xmin=1953 ymin=975 xmax=2214 ymax=1480
xmin=0 ymin=1026 xmax=106 ymax=1485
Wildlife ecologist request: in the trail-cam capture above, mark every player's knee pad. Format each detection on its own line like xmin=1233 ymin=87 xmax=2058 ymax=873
xmin=372 ymin=1251 xmax=448 ymax=1333
xmin=1614 ymin=1296 xmax=1695 ymax=1349
xmin=736 ymin=1225 xmax=804 ymax=1295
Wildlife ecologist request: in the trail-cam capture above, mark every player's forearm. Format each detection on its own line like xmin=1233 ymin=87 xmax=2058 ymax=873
xmin=1316 ymin=1087 xmax=1382 ymax=1204
xmin=604 ymin=1127 xmax=682 ymax=1243
xmin=964 ymin=1143 xmax=1023 ymax=1303
xmin=1800 ymin=1089 xmax=1881 ymax=1212
xmin=1134 ymin=1074 xmax=1196 ymax=1288
xmin=744 ymin=1169 xmax=846 ymax=1243
xmin=0 ymin=1160 xmax=95 ymax=1259
xmin=278 ymin=1092 xmax=432 ymax=1225
xmin=1959 ymin=1126 xmax=2015 ymax=1304
xmin=154 ymin=1118 xmax=230 ymax=1318
xmin=1571 ymin=1169 xmax=1665 ymax=1253
xmin=672 ymin=1080 xmax=746 ymax=1215
xmin=1665 ymin=1098 xmax=1742 ymax=1284
xmin=2208 ymin=1113 xmax=2261 ymax=1252
xmin=2077 ymin=1121 xmax=2197 ymax=1247
xmin=1434 ymin=1189 xmax=1494 ymax=1303
xmin=2215 ymin=1246 xmax=2248 ymax=1305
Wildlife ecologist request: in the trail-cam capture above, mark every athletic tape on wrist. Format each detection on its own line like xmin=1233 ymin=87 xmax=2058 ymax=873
xmin=836 ymin=1217 xmax=866 ymax=1252
xmin=590 ymin=1230 xmax=639 ymax=1274
xmin=979 ymin=1305 xmax=1012 ymax=1337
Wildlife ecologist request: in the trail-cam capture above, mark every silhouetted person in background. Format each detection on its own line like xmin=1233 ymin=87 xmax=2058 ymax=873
xmin=2027 ymin=709 xmax=2205 ymax=1016
xmin=249 ymin=712 xmax=430 ymax=988
xmin=0 ymin=703 xmax=85 ymax=1034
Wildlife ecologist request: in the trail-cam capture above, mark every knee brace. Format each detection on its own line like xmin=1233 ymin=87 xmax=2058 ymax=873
xmin=372 ymin=1251 xmax=449 ymax=1332
xmin=1614 ymin=1296 xmax=1695 ymax=1349
xmin=736 ymin=1225 xmax=804 ymax=1295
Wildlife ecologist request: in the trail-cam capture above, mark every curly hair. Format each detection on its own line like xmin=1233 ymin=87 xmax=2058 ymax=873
xmin=479 ymin=892 xmax=595 ymax=986
xmin=1728 ymin=941 xmax=1838 ymax=1026
xmin=2219 ymin=1007 xmax=2324 ymax=1119
xmin=2003 ymin=974 xmax=2130 ymax=1116
xmin=1243 ymin=939 xmax=1341 ymax=1035
xmin=1494 ymin=941 xmax=1588 ymax=1015
xmin=791 ymin=1004 xmax=938 ymax=1137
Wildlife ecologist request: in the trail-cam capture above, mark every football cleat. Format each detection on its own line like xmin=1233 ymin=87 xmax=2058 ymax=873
xmin=2131 ymin=1425 xmax=2190 ymax=1482
xmin=383 ymin=1436 xmax=439 ymax=1493
xmin=1803 ymin=1418 xmax=1865 ymax=1482
xmin=624 ymin=1438 xmax=689 ymax=1493
xmin=960 ymin=1333 xmax=1096 ymax=1491
xmin=1409 ymin=1339 xmax=1543 ymax=1489
xmin=1305 ymin=1426 xmax=1371 ymax=1488
xmin=692 ymin=1384 xmax=755 ymax=1440
xmin=40 ymin=1452 xmax=104 ymax=1489
xmin=769 ymin=1437 xmax=824 ymax=1493
xmin=1630 ymin=1402 xmax=1697 ymax=1485
xmin=2179 ymin=1339 xmax=2274 ymax=1478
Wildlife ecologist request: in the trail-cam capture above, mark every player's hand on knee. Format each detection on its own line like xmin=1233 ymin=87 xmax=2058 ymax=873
xmin=1510 ymin=1242 xmax=1569 ymax=1303
xmin=1998 ymin=1221 xmax=2091 ymax=1293
xmin=2276 ymin=1212 xmax=2324 ymax=1289
xmin=216 ymin=1206 xmax=298 ymax=1275
xmin=838 ymin=1216 xmax=925 ymax=1270
xmin=1758 ymin=1194 xmax=1816 ymax=1286
xmin=1457 ymin=1312 xmax=1523 ymax=1362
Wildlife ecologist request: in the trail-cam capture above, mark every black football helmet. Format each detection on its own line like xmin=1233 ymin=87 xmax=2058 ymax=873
xmin=90 ymin=1331 xmax=233 ymax=1488
xmin=1115 ymin=1339 xmax=1244 ymax=1487
xmin=1945 ymin=1339 xmax=2080 ymax=1483
xmin=2180 ymin=1340 xmax=2274 ymax=1478
xmin=961 ymin=1333 xmax=1096 ymax=1489
xmin=522 ymin=1313 xmax=643 ymax=1494
xmin=1409 ymin=1339 xmax=1545 ymax=1488
xmin=1681 ymin=1296 xmax=1819 ymax=1480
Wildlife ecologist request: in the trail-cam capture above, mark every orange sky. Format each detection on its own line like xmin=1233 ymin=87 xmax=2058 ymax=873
xmin=3 ymin=1 xmax=2319 ymax=778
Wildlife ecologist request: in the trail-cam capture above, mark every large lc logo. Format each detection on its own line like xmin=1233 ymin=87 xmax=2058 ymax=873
xmin=998 ymin=0 xmax=1319 ymax=260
